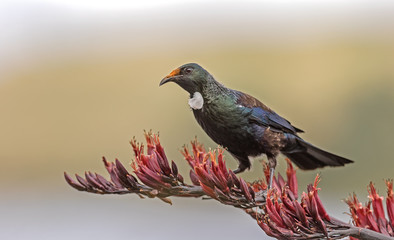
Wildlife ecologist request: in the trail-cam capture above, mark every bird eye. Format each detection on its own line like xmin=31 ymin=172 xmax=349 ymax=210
xmin=184 ymin=68 xmax=193 ymax=74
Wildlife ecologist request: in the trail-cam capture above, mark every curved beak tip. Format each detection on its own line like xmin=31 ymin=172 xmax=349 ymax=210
xmin=160 ymin=68 xmax=180 ymax=87
xmin=159 ymin=77 xmax=170 ymax=86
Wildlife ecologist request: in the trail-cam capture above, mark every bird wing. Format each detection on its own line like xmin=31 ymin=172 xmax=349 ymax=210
xmin=234 ymin=91 xmax=304 ymax=134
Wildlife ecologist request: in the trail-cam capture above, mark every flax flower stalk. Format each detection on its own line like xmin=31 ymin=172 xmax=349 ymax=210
xmin=65 ymin=132 xmax=393 ymax=240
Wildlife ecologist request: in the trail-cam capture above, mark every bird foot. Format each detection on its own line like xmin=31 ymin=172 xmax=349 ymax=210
xmin=232 ymin=168 xmax=241 ymax=174
xmin=232 ymin=164 xmax=248 ymax=174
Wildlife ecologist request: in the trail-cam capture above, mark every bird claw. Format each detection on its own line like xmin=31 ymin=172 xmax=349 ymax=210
xmin=232 ymin=162 xmax=249 ymax=174
xmin=232 ymin=168 xmax=241 ymax=174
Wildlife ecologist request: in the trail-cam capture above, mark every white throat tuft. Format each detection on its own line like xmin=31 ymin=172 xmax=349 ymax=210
xmin=188 ymin=92 xmax=204 ymax=110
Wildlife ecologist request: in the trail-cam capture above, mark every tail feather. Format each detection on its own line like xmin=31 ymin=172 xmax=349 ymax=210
xmin=283 ymin=137 xmax=353 ymax=170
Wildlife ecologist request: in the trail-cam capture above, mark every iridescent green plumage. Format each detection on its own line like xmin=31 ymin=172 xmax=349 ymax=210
xmin=160 ymin=63 xmax=353 ymax=178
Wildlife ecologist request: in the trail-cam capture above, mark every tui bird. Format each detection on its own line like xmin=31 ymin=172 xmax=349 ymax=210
xmin=159 ymin=63 xmax=353 ymax=187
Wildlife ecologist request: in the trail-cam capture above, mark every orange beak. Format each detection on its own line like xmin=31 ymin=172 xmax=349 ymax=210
xmin=165 ymin=68 xmax=180 ymax=78
xmin=159 ymin=68 xmax=181 ymax=86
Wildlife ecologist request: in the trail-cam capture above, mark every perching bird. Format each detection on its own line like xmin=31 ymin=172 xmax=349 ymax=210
xmin=159 ymin=63 xmax=353 ymax=186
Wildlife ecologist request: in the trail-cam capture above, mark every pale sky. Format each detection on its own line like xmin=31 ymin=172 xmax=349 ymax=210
xmin=1 ymin=0 xmax=394 ymax=76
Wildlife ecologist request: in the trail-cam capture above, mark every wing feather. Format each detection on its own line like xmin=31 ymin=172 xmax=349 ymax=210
xmin=234 ymin=91 xmax=303 ymax=134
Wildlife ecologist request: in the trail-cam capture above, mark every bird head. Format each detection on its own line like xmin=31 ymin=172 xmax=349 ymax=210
xmin=159 ymin=63 xmax=209 ymax=94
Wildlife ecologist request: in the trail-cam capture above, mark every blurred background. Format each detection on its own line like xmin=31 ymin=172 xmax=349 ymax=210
xmin=1 ymin=0 xmax=394 ymax=239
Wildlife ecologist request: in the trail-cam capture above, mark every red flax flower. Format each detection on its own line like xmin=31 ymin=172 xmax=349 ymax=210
xmin=387 ymin=180 xmax=394 ymax=231
xmin=65 ymin=132 xmax=205 ymax=204
xmin=256 ymin=172 xmax=351 ymax=239
xmin=346 ymin=180 xmax=394 ymax=238
xmin=65 ymin=132 xmax=393 ymax=240
xmin=64 ymin=131 xmax=264 ymax=206
xmin=181 ymin=139 xmax=266 ymax=208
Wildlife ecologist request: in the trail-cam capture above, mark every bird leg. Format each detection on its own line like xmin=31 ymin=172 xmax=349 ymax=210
xmin=268 ymin=157 xmax=277 ymax=189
